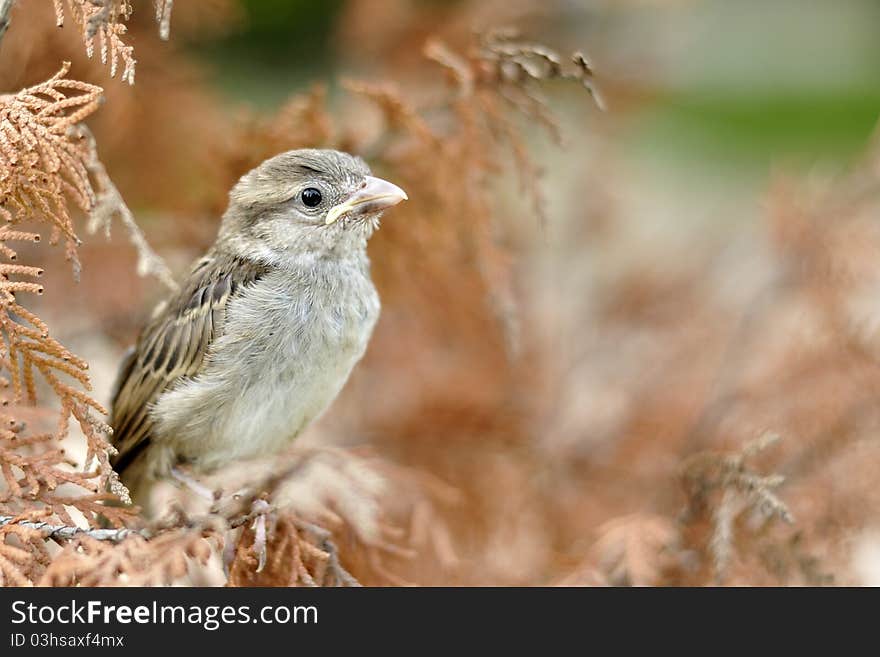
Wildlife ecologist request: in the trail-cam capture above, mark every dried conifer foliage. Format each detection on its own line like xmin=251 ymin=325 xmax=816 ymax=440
xmin=4 ymin=0 xmax=867 ymax=588
xmin=0 ymin=2 xmax=609 ymax=585
xmin=0 ymin=61 xmax=134 ymax=585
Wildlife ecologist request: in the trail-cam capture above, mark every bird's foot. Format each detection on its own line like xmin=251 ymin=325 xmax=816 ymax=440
xmin=221 ymin=498 xmax=271 ymax=578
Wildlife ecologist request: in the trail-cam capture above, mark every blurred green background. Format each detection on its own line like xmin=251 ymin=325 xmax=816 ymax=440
xmin=620 ymin=0 xmax=880 ymax=177
xmin=196 ymin=0 xmax=347 ymax=102
xmin=192 ymin=0 xmax=880 ymax=184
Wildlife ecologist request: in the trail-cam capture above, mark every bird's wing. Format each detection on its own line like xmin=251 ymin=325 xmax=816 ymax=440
xmin=109 ymin=253 xmax=268 ymax=477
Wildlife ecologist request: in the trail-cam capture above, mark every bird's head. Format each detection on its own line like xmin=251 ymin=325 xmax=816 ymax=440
xmin=219 ymin=149 xmax=407 ymax=263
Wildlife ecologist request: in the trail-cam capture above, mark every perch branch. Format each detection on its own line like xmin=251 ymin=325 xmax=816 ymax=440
xmin=0 ymin=514 xmax=148 ymax=542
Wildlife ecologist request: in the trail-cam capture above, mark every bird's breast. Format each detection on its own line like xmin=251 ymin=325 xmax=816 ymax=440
xmin=152 ymin=263 xmax=380 ymax=470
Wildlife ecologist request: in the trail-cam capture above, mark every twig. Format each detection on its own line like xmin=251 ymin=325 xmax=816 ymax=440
xmin=0 ymin=483 xmax=367 ymax=585
xmin=0 ymin=514 xmax=148 ymax=542
xmin=76 ymin=126 xmax=179 ymax=292
xmin=710 ymin=488 xmax=735 ymax=580
xmin=155 ymin=0 xmax=173 ymax=41
xmin=0 ymin=0 xmax=14 ymax=47
xmin=681 ymin=433 xmax=794 ymax=581
xmin=290 ymin=517 xmax=362 ymax=586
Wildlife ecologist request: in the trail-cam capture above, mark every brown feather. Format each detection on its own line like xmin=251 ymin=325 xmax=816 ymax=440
xmin=109 ymin=250 xmax=270 ymax=478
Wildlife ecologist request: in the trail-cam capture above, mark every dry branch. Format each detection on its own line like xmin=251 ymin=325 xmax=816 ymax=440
xmin=0 ymin=512 xmax=143 ymax=541
xmin=680 ymin=433 xmax=794 ymax=580
xmin=0 ymin=0 xmax=13 ymax=46
xmin=53 ymin=0 xmax=178 ymax=83
xmin=80 ymin=126 xmax=178 ymax=291
xmin=0 ymin=62 xmax=142 ymax=585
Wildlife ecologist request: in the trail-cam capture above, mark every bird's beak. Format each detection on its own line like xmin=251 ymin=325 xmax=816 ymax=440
xmin=325 ymin=176 xmax=408 ymax=225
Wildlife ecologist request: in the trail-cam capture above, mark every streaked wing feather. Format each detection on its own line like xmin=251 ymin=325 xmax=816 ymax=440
xmin=110 ymin=255 xmax=267 ymax=476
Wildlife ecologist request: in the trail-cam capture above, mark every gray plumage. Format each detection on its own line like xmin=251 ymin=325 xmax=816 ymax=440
xmin=109 ymin=149 xmax=407 ymax=510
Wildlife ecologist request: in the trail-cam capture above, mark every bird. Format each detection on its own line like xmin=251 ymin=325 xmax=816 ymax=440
xmin=108 ymin=149 xmax=407 ymax=512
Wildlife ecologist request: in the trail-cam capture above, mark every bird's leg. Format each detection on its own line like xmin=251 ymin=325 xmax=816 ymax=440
xmin=220 ymin=499 xmax=271 ymax=579
xmin=251 ymin=499 xmax=271 ymax=573
xmin=170 ymin=467 xmax=215 ymax=502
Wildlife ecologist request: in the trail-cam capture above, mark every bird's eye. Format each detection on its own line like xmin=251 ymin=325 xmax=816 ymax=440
xmin=301 ymin=187 xmax=323 ymax=208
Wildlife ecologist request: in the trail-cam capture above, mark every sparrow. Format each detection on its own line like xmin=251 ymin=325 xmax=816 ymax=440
xmin=108 ymin=149 xmax=408 ymax=511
